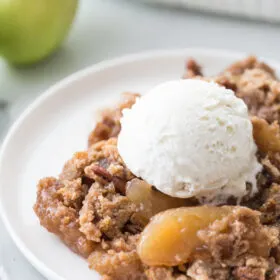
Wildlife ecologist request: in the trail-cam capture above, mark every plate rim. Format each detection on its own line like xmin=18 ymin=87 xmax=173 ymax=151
xmin=1 ymin=47 xmax=279 ymax=280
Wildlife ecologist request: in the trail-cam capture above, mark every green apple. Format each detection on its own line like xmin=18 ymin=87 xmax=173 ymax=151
xmin=0 ymin=0 xmax=78 ymax=65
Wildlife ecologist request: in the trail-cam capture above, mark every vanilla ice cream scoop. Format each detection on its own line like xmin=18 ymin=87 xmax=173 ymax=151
xmin=118 ymin=79 xmax=262 ymax=203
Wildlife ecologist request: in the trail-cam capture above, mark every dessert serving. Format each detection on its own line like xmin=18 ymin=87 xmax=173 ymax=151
xmin=34 ymin=56 xmax=280 ymax=280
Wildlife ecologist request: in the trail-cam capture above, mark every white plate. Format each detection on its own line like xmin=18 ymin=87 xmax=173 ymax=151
xmin=1 ymin=49 xmax=280 ymax=280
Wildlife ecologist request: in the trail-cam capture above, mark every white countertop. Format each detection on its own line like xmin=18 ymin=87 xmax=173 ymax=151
xmin=1 ymin=0 xmax=280 ymax=279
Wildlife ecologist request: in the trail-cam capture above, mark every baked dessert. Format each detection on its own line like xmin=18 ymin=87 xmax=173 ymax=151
xmin=34 ymin=56 xmax=280 ymax=280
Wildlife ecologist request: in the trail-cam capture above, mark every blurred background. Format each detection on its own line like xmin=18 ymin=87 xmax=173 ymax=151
xmin=1 ymin=0 xmax=280 ymax=279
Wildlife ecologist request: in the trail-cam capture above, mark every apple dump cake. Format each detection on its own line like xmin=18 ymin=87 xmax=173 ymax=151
xmin=34 ymin=56 xmax=280 ymax=280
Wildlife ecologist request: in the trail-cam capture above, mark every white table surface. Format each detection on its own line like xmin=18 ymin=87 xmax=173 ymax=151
xmin=1 ymin=0 xmax=280 ymax=279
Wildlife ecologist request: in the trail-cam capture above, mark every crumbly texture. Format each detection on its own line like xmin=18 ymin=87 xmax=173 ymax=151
xmin=184 ymin=56 xmax=280 ymax=124
xmin=88 ymin=93 xmax=139 ymax=147
xmin=34 ymin=57 xmax=280 ymax=280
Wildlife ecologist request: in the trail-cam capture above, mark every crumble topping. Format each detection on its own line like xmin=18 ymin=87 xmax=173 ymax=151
xmin=34 ymin=57 xmax=280 ymax=280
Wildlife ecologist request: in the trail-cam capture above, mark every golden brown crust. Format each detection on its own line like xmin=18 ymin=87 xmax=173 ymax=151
xmin=198 ymin=207 xmax=279 ymax=264
xmin=224 ymin=56 xmax=276 ymax=77
xmin=88 ymin=93 xmax=139 ymax=147
xmin=33 ymin=177 xmax=95 ymax=258
xmin=88 ymin=235 xmax=145 ymax=280
xmin=183 ymin=59 xmax=202 ymax=79
xmin=185 ymin=56 xmax=280 ymax=124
